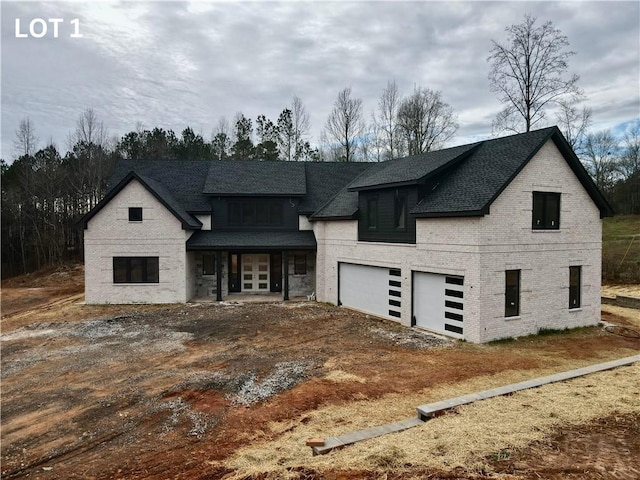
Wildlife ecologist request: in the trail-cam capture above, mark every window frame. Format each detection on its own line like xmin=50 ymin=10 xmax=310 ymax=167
xmin=294 ymin=254 xmax=307 ymax=275
xmin=228 ymin=201 xmax=283 ymax=227
xmin=394 ymin=191 xmax=408 ymax=231
xmin=505 ymin=269 xmax=521 ymax=317
xmin=202 ymin=253 xmax=216 ymax=276
xmin=128 ymin=207 xmax=143 ymax=222
xmin=569 ymin=265 xmax=581 ymax=309
xmin=532 ymin=192 xmax=561 ymax=230
xmin=113 ymin=257 xmax=159 ymax=284
xmin=367 ymin=196 xmax=378 ymax=230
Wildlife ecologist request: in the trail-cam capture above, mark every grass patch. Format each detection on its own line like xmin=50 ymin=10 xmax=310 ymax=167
xmin=603 ymin=215 xmax=640 ymax=283
xmin=488 ymin=326 xmax=598 ymax=345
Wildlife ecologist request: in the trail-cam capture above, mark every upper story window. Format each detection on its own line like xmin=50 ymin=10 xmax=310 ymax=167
xmin=532 ymin=192 xmax=560 ymax=230
xmin=128 ymin=207 xmax=143 ymax=222
xmin=367 ymin=197 xmax=378 ymax=230
xmin=394 ymin=192 xmax=407 ymax=230
xmin=229 ymin=201 xmax=283 ymax=227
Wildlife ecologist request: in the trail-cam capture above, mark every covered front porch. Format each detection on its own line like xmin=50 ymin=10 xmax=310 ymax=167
xmin=186 ymin=230 xmax=317 ymax=302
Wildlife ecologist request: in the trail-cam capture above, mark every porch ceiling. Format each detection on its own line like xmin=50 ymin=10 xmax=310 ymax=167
xmin=186 ymin=230 xmax=317 ymax=251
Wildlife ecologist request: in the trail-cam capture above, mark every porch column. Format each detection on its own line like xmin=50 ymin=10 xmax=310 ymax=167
xmin=283 ymin=250 xmax=289 ymax=301
xmin=215 ymin=250 xmax=222 ymax=301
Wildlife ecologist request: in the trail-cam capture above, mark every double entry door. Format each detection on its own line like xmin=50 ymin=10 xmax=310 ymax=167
xmin=229 ymin=253 xmax=282 ymax=293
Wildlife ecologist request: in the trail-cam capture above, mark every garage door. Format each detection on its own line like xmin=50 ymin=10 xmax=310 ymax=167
xmin=413 ymin=272 xmax=464 ymax=339
xmin=339 ymin=263 xmax=401 ymax=320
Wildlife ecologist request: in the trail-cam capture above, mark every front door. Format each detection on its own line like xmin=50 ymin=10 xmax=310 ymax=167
xmin=241 ymin=254 xmax=270 ymax=292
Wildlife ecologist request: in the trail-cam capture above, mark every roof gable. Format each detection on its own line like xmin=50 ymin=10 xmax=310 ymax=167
xmin=81 ymin=171 xmax=202 ymax=230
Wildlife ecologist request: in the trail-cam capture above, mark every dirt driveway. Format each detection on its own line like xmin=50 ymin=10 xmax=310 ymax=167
xmin=1 ymin=269 xmax=639 ymax=479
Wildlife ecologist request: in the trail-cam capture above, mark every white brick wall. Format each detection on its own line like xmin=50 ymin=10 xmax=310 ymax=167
xmin=314 ymin=139 xmax=602 ymax=343
xmin=84 ymin=179 xmax=192 ymax=304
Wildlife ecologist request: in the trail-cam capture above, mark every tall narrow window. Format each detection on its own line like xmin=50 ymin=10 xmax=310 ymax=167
xmin=394 ymin=193 xmax=407 ymax=230
xmin=202 ymin=253 xmax=216 ymax=276
xmin=128 ymin=207 xmax=142 ymax=222
xmin=569 ymin=266 xmax=581 ymax=309
xmin=294 ymin=254 xmax=307 ymax=274
xmin=367 ymin=197 xmax=378 ymax=230
xmin=505 ymin=270 xmax=521 ymax=317
xmin=532 ymin=192 xmax=560 ymax=230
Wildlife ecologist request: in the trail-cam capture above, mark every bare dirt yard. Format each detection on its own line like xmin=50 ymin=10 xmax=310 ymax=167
xmin=1 ymin=266 xmax=639 ymax=480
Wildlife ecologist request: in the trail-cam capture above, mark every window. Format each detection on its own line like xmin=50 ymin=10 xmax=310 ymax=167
xmin=128 ymin=207 xmax=142 ymax=222
xmin=505 ymin=269 xmax=520 ymax=317
xmin=367 ymin=197 xmax=378 ymax=230
xmin=202 ymin=253 xmax=215 ymax=276
xmin=394 ymin=193 xmax=407 ymax=230
xmin=294 ymin=254 xmax=307 ymax=275
xmin=113 ymin=257 xmax=159 ymax=283
xmin=228 ymin=201 xmax=283 ymax=226
xmin=532 ymin=192 xmax=560 ymax=230
xmin=569 ymin=266 xmax=581 ymax=309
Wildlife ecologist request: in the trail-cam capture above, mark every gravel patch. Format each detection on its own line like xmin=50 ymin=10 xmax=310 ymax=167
xmin=228 ymin=361 xmax=311 ymax=406
xmin=369 ymin=327 xmax=452 ymax=349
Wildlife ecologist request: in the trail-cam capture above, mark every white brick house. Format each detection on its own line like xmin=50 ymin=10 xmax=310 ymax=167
xmin=82 ymin=127 xmax=612 ymax=343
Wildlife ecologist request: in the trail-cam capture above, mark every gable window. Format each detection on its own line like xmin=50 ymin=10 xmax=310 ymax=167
xmin=113 ymin=257 xmax=159 ymax=283
xmin=532 ymin=192 xmax=560 ymax=230
xmin=294 ymin=254 xmax=307 ymax=275
xmin=505 ymin=269 xmax=520 ymax=317
xmin=128 ymin=207 xmax=143 ymax=222
xmin=569 ymin=266 xmax=581 ymax=309
xmin=367 ymin=197 xmax=378 ymax=230
xmin=394 ymin=192 xmax=407 ymax=230
xmin=202 ymin=253 xmax=216 ymax=276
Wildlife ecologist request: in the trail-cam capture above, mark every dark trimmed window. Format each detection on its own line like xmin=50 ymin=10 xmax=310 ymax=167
xmin=228 ymin=201 xmax=283 ymax=226
xmin=505 ymin=270 xmax=520 ymax=317
xmin=128 ymin=207 xmax=142 ymax=222
xmin=367 ymin=197 xmax=378 ymax=230
xmin=569 ymin=266 xmax=581 ymax=309
xmin=202 ymin=253 xmax=215 ymax=276
xmin=394 ymin=192 xmax=407 ymax=230
xmin=113 ymin=257 xmax=159 ymax=283
xmin=294 ymin=254 xmax=307 ymax=275
xmin=532 ymin=192 xmax=560 ymax=230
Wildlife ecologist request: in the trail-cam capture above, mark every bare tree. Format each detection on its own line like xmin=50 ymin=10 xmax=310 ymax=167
xmin=323 ymin=87 xmax=365 ymax=162
xmin=555 ymin=99 xmax=591 ymax=153
xmin=373 ymin=80 xmax=401 ymax=159
xmin=69 ymin=108 xmax=108 ymax=147
xmin=14 ymin=118 xmax=38 ymax=157
xmin=396 ymin=87 xmax=458 ymax=155
xmin=291 ymin=96 xmax=311 ymax=160
xmin=211 ymin=117 xmax=231 ymax=160
xmin=620 ymin=120 xmax=640 ymax=178
xmin=488 ymin=14 xmax=581 ymax=133
xmin=582 ymin=129 xmax=620 ymax=193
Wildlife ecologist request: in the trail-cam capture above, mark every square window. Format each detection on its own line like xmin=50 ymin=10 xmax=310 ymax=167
xmin=505 ymin=270 xmax=520 ymax=317
xmin=202 ymin=253 xmax=215 ymax=276
xmin=532 ymin=192 xmax=560 ymax=230
xmin=294 ymin=254 xmax=307 ymax=275
xmin=569 ymin=266 xmax=581 ymax=309
xmin=129 ymin=207 xmax=142 ymax=222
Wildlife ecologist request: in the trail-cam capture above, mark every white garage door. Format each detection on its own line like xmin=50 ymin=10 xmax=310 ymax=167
xmin=339 ymin=263 xmax=401 ymax=320
xmin=413 ymin=272 xmax=464 ymax=339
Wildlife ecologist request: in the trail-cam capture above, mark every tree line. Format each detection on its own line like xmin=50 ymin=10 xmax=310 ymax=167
xmin=2 ymin=13 xmax=638 ymax=278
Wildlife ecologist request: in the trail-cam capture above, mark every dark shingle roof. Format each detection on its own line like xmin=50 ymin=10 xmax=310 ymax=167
xmin=109 ymin=160 xmax=211 ymax=212
xmin=186 ymin=230 xmax=317 ymax=250
xmin=204 ymin=160 xmax=307 ymax=196
xmin=347 ymin=143 xmax=480 ymax=191
xmin=299 ymin=162 xmax=372 ymax=214
xmin=81 ymin=171 xmax=202 ymax=230
xmin=411 ymin=127 xmax=556 ymax=216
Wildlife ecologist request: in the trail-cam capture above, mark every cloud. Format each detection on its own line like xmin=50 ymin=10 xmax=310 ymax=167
xmin=1 ymin=0 xmax=638 ymax=160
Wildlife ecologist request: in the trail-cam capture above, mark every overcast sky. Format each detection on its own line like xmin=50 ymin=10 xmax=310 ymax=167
xmin=2 ymin=0 xmax=639 ymax=161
